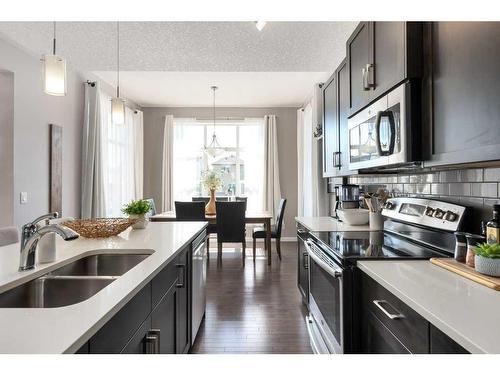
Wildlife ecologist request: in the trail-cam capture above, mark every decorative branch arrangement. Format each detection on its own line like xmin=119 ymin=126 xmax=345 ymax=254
xmin=363 ymin=188 xmax=390 ymax=213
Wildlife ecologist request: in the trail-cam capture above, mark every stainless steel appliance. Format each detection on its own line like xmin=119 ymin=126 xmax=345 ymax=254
xmin=191 ymin=233 xmax=207 ymax=344
xmin=347 ymin=82 xmax=420 ymax=170
xmin=305 ymin=197 xmax=468 ymax=354
xmin=334 ymin=184 xmax=360 ymax=213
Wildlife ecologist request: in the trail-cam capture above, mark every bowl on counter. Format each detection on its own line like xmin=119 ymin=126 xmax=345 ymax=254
xmin=336 ymin=209 xmax=370 ymax=225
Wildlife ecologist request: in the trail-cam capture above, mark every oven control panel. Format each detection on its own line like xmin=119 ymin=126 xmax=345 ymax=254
xmin=382 ymin=197 xmax=467 ymax=232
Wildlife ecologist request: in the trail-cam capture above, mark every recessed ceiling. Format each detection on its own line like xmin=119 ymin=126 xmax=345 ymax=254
xmin=93 ymin=71 xmax=330 ymax=107
xmin=0 ymin=21 xmax=357 ymax=106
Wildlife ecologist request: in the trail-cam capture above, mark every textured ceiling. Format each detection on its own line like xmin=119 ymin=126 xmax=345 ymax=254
xmin=0 ymin=21 xmax=356 ymax=71
xmin=0 ymin=21 xmax=357 ymax=106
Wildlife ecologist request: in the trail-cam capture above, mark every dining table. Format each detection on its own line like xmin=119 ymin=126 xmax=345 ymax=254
xmin=150 ymin=211 xmax=275 ymax=265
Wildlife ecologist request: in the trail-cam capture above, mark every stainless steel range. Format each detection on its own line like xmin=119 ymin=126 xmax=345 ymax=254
xmin=304 ymin=197 xmax=469 ymax=354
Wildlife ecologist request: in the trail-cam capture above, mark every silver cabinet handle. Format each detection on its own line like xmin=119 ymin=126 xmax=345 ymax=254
xmin=176 ymin=264 xmax=186 ymax=288
xmin=145 ymin=329 xmax=161 ymax=354
xmin=373 ymin=300 xmax=405 ymax=320
xmin=303 ymin=252 xmax=309 ymax=270
xmin=366 ymin=63 xmax=375 ymax=89
xmin=333 ymin=151 xmax=341 ymax=168
xmin=362 ymin=67 xmax=368 ymax=90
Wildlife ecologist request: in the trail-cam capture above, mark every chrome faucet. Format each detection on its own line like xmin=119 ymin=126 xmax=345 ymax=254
xmin=19 ymin=213 xmax=79 ymax=271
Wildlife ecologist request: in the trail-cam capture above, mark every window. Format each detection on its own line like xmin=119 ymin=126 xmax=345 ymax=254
xmin=173 ymin=118 xmax=265 ymax=211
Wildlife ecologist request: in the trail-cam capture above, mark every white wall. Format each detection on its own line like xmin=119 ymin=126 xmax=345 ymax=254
xmin=143 ymin=107 xmax=298 ymax=238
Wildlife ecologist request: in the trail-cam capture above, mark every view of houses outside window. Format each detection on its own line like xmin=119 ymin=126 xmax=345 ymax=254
xmin=173 ymin=118 xmax=265 ymax=211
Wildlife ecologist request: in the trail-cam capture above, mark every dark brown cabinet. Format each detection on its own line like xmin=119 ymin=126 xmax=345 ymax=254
xmin=337 ymin=58 xmax=352 ymax=175
xmin=358 ymin=272 xmax=468 ymax=354
xmin=348 ymin=22 xmax=422 ymax=116
xmin=83 ymin=237 xmax=200 ymax=354
xmin=297 ymin=228 xmax=309 ymax=306
xmin=423 ymin=22 xmax=500 ymax=166
xmin=322 ymin=73 xmax=339 ymax=177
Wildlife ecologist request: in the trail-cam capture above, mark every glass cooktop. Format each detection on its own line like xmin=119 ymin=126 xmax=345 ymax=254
xmin=309 ymin=230 xmax=447 ymax=262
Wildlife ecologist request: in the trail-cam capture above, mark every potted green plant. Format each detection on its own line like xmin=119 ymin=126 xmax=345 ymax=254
xmin=122 ymin=199 xmax=152 ymax=229
xmin=201 ymin=170 xmax=222 ymax=215
xmin=474 ymin=243 xmax=500 ymax=277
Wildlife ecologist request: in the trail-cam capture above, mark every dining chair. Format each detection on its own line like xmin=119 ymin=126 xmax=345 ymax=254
xmin=215 ymin=201 xmax=247 ymax=265
xmin=175 ymin=201 xmax=206 ymax=221
xmin=252 ymin=198 xmax=287 ymax=261
xmin=0 ymin=226 xmax=19 ymax=247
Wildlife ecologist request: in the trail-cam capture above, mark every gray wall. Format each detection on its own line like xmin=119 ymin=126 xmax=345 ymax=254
xmin=143 ymin=107 xmax=298 ymax=238
xmin=0 ymin=71 xmax=14 ymax=226
xmin=0 ymin=38 xmax=84 ymax=228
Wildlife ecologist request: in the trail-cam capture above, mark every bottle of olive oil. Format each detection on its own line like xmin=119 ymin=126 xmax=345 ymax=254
xmin=486 ymin=205 xmax=500 ymax=244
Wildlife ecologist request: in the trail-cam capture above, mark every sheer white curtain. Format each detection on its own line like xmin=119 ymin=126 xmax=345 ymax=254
xmin=264 ymin=115 xmax=282 ymax=221
xmin=133 ymin=110 xmax=144 ymax=199
xmin=297 ymin=90 xmax=327 ymax=217
xmin=162 ymin=115 xmax=174 ymax=212
xmin=81 ymin=82 xmax=106 ymax=219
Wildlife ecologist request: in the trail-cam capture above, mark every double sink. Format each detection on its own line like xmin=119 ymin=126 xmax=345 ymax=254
xmin=0 ymin=253 xmax=151 ymax=308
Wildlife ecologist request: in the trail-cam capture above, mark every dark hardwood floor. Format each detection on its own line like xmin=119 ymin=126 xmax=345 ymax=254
xmin=190 ymin=240 xmax=312 ymax=354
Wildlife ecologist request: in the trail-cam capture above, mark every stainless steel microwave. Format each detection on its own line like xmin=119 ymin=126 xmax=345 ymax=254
xmin=347 ymin=82 xmax=419 ymax=170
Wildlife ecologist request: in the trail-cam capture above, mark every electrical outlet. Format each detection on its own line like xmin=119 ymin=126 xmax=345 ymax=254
xmin=20 ymin=192 xmax=28 ymax=204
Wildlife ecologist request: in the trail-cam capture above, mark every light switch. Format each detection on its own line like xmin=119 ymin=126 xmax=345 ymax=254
xmin=20 ymin=192 xmax=28 ymax=204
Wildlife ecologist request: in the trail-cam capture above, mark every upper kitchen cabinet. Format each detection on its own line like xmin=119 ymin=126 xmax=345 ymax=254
xmin=348 ymin=22 xmax=423 ymax=116
xmin=322 ymin=72 xmax=339 ymax=177
xmin=423 ymin=22 xmax=500 ymax=166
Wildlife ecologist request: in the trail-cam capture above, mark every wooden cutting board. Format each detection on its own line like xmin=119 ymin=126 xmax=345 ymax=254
xmin=430 ymin=258 xmax=500 ymax=291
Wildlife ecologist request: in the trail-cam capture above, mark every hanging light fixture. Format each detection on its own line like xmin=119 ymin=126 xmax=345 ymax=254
xmin=255 ymin=21 xmax=267 ymax=31
xmin=42 ymin=22 xmax=67 ymax=96
xmin=111 ymin=21 xmax=125 ymax=125
xmin=204 ymin=86 xmax=224 ymax=158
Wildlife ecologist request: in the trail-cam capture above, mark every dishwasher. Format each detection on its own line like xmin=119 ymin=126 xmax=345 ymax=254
xmin=191 ymin=233 xmax=207 ymax=344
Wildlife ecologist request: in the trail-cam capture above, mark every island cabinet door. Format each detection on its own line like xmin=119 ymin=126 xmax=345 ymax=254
xmin=121 ymin=317 xmax=152 ymax=354
xmin=297 ymin=231 xmax=309 ymax=305
xmin=175 ymin=246 xmax=191 ymax=354
xmin=430 ymin=324 xmax=469 ymax=354
xmin=151 ymin=284 xmax=177 ymax=354
xmin=360 ymin=310 xmax=411 ymax=354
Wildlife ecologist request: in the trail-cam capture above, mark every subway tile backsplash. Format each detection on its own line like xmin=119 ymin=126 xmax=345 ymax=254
xmin=345 ymin=166 xmax=500 ymax=233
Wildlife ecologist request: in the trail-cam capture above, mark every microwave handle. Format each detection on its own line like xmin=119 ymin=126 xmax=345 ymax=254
xmin=375 ymin=110 xmax=396 ymax=156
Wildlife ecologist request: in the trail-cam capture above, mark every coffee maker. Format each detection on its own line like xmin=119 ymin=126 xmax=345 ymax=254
xmin=333 ymin=184 xmax=360 ymax=215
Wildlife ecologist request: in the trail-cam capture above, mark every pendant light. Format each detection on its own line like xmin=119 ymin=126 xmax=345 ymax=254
xmin=42 ymin=22 xmax=67 ymax=96
xmin=111 ymin=21 xmax=125 ymax=125
xmin=204 ymin=86 xmax=224 ymax=158
xmin=255 ymin=21 xmax=267 ymax=31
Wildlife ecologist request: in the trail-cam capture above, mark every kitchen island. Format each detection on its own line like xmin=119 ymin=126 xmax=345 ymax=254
xmin=0 ymin=221 xmax=207 ymax=354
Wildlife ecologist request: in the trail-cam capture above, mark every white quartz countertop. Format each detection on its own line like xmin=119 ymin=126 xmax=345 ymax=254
xmin=0 ymin=221 xmax=207 ymax=354
xmin=295 ymin=216 xmax=371 ymax=232
xmin=358 ymin=260 xmax=500 ymax=354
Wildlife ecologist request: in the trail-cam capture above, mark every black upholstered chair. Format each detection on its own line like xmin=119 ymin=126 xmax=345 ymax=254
xmin=252 ymin=198 xmax=287 ymax=261
xmin=215 ymin=201 xmax=247 ymax=264
xmin=175 ymin=201 xmax=206 ymax=221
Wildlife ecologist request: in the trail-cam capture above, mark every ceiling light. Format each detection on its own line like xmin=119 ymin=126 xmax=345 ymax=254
xmin=42 ymin=22 xmax=67 ymax=96
xmin=204 ymin=86 xmax=224 ymax=158
xmin=255 ymin=21 xmax=267 ymax=31
xmin=111 ymin=22 xmax=125 ymax=125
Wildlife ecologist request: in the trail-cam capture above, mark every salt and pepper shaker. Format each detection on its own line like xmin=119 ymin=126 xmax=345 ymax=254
xmin=465 ymin=233 xmax=486 ymax=268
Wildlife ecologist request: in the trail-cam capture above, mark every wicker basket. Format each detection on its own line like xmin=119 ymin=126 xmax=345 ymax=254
xmin=62 ymin=218 xmax=137 ymax=238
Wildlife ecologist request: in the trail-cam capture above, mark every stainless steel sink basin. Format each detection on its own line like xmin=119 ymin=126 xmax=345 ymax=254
xmin=49 ymin=254 xmax=150 ymax=277
xmin=0 ymin=253 xmax=151 ymax=308
xmin=0 ymin=276 xmax=115 ymax=308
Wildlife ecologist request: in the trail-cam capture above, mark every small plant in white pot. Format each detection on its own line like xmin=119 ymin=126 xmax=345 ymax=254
xmin=122 ymin=199 xmax=152 ymax=229
xmin=474 ymin=243 xmax=500 ymax=277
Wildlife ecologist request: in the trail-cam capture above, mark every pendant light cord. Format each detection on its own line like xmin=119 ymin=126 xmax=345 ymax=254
xmin=212 ymin=86 xmax=216 ymax=136
xmin=116 ymin=21 xmax=120 ymax=98
xmin=52 ymin=21 xmax=56 ymax=55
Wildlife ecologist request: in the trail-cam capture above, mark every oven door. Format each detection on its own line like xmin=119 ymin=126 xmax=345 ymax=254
xmin=348 ymin=83 xmax=407 ymax=170
xmin=305 ymin=239 xmax=343 ymax=354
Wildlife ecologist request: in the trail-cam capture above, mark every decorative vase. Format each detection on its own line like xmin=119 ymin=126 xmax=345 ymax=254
xmin=205 ymin=189 xmax=216 ymax=215
xmin=130 ymin=213 xmax=148 ymax=229
xmin=475 ymin=255 xmax=500 ymax=277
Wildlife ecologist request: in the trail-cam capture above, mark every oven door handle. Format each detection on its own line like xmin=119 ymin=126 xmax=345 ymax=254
xmin=304 ymin=240 xmax=342 ymax=279
xmin=375 ymin=110 xmax=396 ymax=156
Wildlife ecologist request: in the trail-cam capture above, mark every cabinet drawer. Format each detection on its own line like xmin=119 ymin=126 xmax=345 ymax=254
xmin=89 ymin=284 xmax=152 ymax=353
xmin=121 ymin=316 xmax=152 ymax=354
xmin=151 ymin=258 xmax=178 ymax=307
xmin=361 ymin=273 xmax=429 ymax=353
xmin=361 ymin=310 xmax=411 ymax=354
